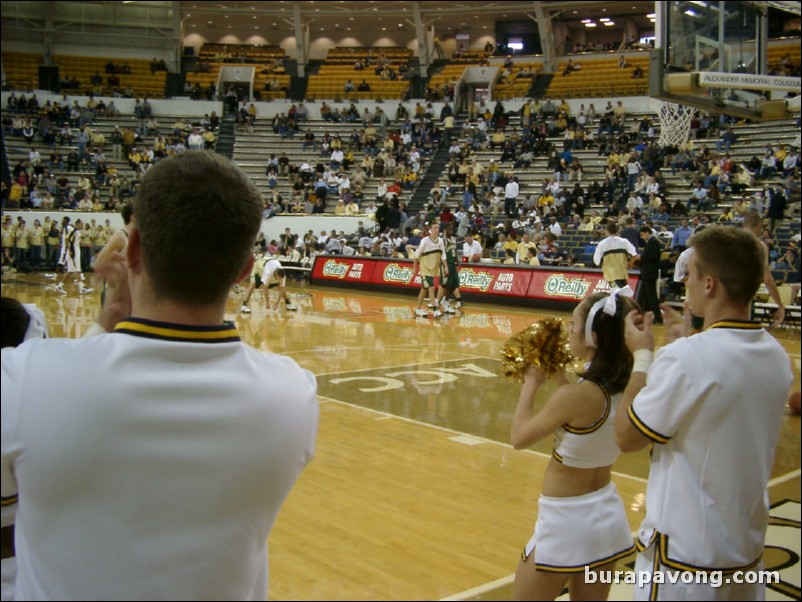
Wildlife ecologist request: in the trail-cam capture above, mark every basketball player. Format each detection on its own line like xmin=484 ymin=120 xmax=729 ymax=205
xmin=511 ymin=288 xmax=637 ymax=600
xmin=239 ymin=253 xmax=268 ymax=313
xmin=593 ymin=222 xmax=638 ymax=289
xmin=436 ymin=222 xmax=463 ymax=313
xmin=53 ymin=217 xmax=92 ymax=295
xmin=413 ymin=222 xmax=447 ymax=318
xmin=1 ymin=151 xmax=319 ymax=600
xmin=251 ymin=257 xmax=296 ymax=312
xmin=616 ymin=226 xmax=792 ymax=600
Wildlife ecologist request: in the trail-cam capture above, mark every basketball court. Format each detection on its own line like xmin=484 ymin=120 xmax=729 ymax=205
xmin=1 ymin=271 xmax=799 ymax=601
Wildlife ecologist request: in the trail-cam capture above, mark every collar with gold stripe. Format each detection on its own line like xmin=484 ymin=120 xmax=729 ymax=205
xmin=705 ymin=320 xmax=763 ymax=331
xmin=114 ymin=318 xmax=240 ymax=343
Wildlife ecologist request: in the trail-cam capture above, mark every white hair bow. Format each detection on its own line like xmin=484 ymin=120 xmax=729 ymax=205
xmin=584 ymin=285 xmax=634 ymax=348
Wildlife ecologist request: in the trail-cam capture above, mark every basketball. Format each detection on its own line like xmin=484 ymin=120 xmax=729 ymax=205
xmin=790 ymin=391 xmax=801 ymax=415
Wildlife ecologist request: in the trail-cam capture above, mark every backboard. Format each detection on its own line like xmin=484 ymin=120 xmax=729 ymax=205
xmin=650 ymin=0 xmax=800 ymax=121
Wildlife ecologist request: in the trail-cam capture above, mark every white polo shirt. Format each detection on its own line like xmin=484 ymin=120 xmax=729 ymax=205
xmin=462 ymin=239 xmax=483 ymax=260
xmin=2 ymin=320 xmax=319 ymax=600
xmin=629 ymin=321 xmax=791 ymax=570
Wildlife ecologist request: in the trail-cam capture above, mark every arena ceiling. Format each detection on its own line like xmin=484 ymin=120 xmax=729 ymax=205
xmin=179 ymin=1 xmax=658 ymax=36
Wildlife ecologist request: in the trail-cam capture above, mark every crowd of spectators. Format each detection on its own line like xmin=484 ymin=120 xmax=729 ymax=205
xmin=3 ymin=93 xmax=220 ymax=212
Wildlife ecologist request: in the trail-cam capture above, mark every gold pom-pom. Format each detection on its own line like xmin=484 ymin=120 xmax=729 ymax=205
xmin=500 ymin=318 xmax=575 ymax=382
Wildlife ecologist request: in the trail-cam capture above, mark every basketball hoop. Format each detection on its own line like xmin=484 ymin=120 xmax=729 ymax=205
xmin=650 ymin=98 xmax=694 ymax=147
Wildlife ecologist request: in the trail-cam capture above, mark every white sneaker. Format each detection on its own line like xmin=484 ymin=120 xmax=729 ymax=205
xmin=443 ymin=305 xmax=456 ymax=314
xmin=44 ymin=273 xmax=56 ymax=280
xmin=55 ymin=284 xmax=67 ymax=294
xmin=433 ymin=310 xmax=442 ymax=318
xmin=240 ymin=305 xmax=251 ymax=313
xmin=80 ymin=287 xmax=93 ymax=294
xmin=415 ymin=308 xmax=428 ymax=317
xmin=285 ymin=304 xmax=297 ymax=311
xmin=454 ymin=300 xmax=463 ymax=309
xmin=427 ymin=303 xmax=435 ymax=309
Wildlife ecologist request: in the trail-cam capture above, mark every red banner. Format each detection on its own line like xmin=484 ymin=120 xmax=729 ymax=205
xmin=374 ymin=262 xmax=420 ymax=288
xmin=310 ymin=256 xmax=640 ymax=305
xmin=457 ymin=266 xmax=533 ymax=297
xmin=527 ymin=271 xmax=640 ymax=301
xmin=311 ymin=257 xmax=376 ymax=283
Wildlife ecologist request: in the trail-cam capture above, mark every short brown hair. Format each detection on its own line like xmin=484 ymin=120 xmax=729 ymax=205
xmin=134 ymin=152 xmax=262 ymax=305
xmin=690 ymin=225 xmax=764 ymax=306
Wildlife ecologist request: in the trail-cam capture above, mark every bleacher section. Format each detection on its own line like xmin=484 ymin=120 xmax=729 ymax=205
xmin=307 ymin=67 xmax=410 ymax=101
xmin=306 ymin=48 xmax=412 ymax=101
xmin=186 ymin=44 xmax=289 ymax=101
xmin=2 ymin=52 xmax=166 ymax=99
xmin=231 ymin=117 xmax=423 ymax=213
xmin=547 ymin=53 xmax=650 ymax=98
xmin=767 ymin=41 xmax=802 ymax=76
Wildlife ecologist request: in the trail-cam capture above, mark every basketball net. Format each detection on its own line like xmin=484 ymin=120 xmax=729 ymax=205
xmin=650 ymin=98 xmax=694 ymax=148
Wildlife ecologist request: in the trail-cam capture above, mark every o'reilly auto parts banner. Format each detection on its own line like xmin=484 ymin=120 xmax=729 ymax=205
xmin=310 ymin=256 xmax=639 ymax=304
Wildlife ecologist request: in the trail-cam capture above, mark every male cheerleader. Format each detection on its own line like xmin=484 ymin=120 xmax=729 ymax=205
xmin=616 ymin=226 xmax=792 ymax=600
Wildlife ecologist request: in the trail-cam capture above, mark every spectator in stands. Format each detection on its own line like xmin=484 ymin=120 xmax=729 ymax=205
xmin=344 ymin=79 xmax=355 ymax=93
xmin=767 ymin=186 xmax=787 ymax=233
xmin=187 ymin=128 xmax=204 ymax=150
xmin=759 ymin=150 xmax=776 ymax=180
xmin=672 ymin=218 xmax=693 ymax=251
xmin=772 ymin=248 xmax=797 ymax=272
xmin=782 ymin=148 xmax=799 ymax=178
xmin=687 ymin=183 xmax=709 ymax=212
xmin=463 ymin=233 xmax=483 ymax=263
xmin=715 ymin=127 xmax=737 ymax=153
xmin=625 ymin=156 xmax=642 ymax=191
xmin=357 ymin=80 xmax=371 ymax=92
xmin=224 ymin=86 xmax=238 ymax=114
xmin=716 ymin=207 xmax=734 ymax=223
xmin=548 ymin=216 xmax=562 ymax=237
xmin=562 ymin=59 xmax=580 ymax=76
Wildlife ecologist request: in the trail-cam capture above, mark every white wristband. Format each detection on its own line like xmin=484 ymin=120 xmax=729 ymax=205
xmin=632 ymin=349 xmax=654 ymax=373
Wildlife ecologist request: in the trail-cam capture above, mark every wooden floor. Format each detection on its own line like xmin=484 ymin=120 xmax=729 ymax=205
xmin=3 ymin=271 xmax=800 ymax=601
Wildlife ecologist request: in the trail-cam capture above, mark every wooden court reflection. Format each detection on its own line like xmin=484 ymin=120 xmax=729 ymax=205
xmin=2 ymin=272 xmax=800 ymax=601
